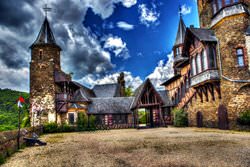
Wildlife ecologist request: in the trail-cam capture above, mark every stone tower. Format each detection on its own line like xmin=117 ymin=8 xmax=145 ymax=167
xmin=197 ymin=0 xmax=250 ymax=128
xmin=30 ymin=17 xmax=61 ymax=126
xmin=117 ymin=72 xmax=126 ymax=96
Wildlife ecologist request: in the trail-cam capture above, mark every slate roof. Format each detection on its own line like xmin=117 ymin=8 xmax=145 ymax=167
xmin=69 ymin=103 xmax=87 ymax=109
xmin=246 ymin=25 xmax=250 ymax=36
xmin=71 ymin=82 xmax=96 ymax=102
xmin=92 ymin=83 xmax=120 ymax=98
xmin=158 ymin=90 xmax=174 ymax=107
xmin=188 ymin=28 xmax=217 ymax=42
xmin=161 ymin=74 xmax=181 ymax=86
xmin=174 ymin=17 xmax=186 ymax=46
xmin=31 ymin=17 xmax=60 ymax=48
xmin=88 ymin=97 xmax=134 ymax=114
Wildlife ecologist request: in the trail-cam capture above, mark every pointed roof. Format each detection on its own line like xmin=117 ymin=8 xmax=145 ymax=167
xmin=174 ymin=16 xmax=186 ymax=46
xmin=30 ymin=17 xmax=60 ymax=48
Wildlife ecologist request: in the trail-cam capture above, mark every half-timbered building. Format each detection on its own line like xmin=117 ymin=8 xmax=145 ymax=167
xmin=162 ymin=0 xmax=250 ymax=129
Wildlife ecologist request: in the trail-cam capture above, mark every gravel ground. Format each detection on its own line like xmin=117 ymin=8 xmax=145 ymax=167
xmin=2 ymin=127 xmax=250 ymax=167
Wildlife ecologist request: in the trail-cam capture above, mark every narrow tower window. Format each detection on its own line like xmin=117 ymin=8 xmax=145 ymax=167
xmin=202 ymin=49 xmax=208 ymax=70
xmin=196 ymin=53 xmax=202 ymax=73
xmin=39 ymin=49 xmax=43 ymax=60
xmin=236 ymin=48 xmax=244 ymax=67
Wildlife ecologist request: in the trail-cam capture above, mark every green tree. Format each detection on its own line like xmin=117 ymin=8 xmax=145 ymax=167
xmin=173 ymin=108 xmax=188 ymax=127
xmin=125 ymin=86 xmax=134 ymax=97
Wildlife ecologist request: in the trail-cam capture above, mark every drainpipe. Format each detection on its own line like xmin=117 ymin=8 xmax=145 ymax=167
xmin=217 ymin=40 xmax=250 ymax=83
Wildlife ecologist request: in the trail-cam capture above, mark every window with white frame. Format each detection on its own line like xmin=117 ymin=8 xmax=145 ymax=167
xmin=196 ymin=53 xmax=202 ymax=73
xmin=236 ymin=48 xmax=244 ymax=67
xmin=202 ymin=49 xmax=208 ymax=70
xmin=192 ymin=58 xmax=196 ymax=76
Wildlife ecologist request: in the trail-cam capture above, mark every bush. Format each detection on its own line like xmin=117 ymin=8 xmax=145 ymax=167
xmin=77 ymin=112 xmax=88 ymax=131
xmin=59 ymin=123 xmax=75 ymax=132
xmin=43 ymin=122 xmax=58 ymax=133
xmin=237 ymin=110 xmax=250 ymax=125
xmin=173 ymin=109 xmax=188 ymax=127
xmin=0 ymin=154 xmax=5 ymax=165
xmin=88 ymin=115 xmax=96 ymax=130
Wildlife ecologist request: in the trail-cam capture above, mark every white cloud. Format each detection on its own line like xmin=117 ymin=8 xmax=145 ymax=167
xmin=117 ymin=21 xmax=134 ymax=31
xmin=121 ymin=0 xmax=137 ymax=8
xmin=147 ymin=52 xmax=174 ymax=90
xmin=180 ymin=4 xmax=192 ymax=15
xmin=78 ymin=71 xmax=143 ymax=90
xmin=103 ymin=36 xmax=130 ymax=59
xmin=138 ymin=4 xmax=160 ymax=27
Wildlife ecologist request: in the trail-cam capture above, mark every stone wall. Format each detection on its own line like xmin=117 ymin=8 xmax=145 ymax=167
xmin=0 ymin=127 xmax=43 ymax=163
xmin=30 ymin=45 xmax=61 ymax=126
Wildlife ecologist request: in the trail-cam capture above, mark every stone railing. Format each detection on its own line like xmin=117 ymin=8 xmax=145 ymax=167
xmin=0 ymin=127 xmax=43 ymax=163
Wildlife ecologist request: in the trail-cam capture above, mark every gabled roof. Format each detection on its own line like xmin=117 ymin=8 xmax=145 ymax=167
xmin=71 ymin=82 xmax=96 ymax=102
xmin=174 ymin=16 xmax=186 ymax=46
xmin=246 ymin=25 xmax=250 ymax=36
xmin=30 ymin=17 xmax=60 ymax=49
xmin=92 ymin=83 xmax=120 ymax=98
xmin=131 ymin=79 xmax=164 ymax=109
xmin=88 ymin=97 xmax=134 ymax=114
xmin=188 ymin=27 xmax=217 ymax=42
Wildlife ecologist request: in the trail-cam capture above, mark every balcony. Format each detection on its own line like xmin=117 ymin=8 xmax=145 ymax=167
xmin=190 ymin=69 xmax=220 ymax=87
xmin=174 ymin=54 xmax=188 ymax=64
xmin=56 ymin=93 xmax=72 ymax=101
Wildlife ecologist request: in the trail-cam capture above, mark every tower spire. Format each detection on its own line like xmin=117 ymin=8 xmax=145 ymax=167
xmin=179 ymin=5 xmax=182 ymax=18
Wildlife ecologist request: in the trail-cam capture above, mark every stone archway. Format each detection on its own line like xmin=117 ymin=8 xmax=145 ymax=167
xmin=218 ymin=105 xmax=229 ymax=130
xmin=196 ymin=111 xmax=203 ymax=128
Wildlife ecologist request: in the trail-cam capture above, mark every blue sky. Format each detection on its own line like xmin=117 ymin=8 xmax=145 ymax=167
xmin=81 ymin=0 xmax=199 ymax=88
xmin=0 ymin=0 xmax=199 ymax=91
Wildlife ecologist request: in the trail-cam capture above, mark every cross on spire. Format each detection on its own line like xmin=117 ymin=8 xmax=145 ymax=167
xmin=43 ymin=4 xmax=52 ymax=17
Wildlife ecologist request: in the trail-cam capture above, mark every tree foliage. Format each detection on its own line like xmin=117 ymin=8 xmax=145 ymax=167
xmin=0 ymin=88 xmax=30 ymax=131
xmin=173 ymin=108 xmax=188 ymax=127
xmin=237 ymin=110 xmax=250 ymax=125
xmin=125 ymin=86 xmax=134 ymax=97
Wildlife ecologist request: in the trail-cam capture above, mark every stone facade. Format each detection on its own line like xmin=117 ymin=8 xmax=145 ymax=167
xmin=30 ymin=45 xmax=61 ymax=126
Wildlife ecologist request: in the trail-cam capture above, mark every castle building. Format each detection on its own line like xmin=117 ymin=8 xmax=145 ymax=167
xmin=29 ymin=16 xmax=171 ymax=128
xmin=162 ymin=0 xmax=250 ymax=129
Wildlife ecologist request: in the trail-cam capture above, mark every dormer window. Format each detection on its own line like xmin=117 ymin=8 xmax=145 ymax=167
xmin=236 ymin=48 xmax=244 ymax=67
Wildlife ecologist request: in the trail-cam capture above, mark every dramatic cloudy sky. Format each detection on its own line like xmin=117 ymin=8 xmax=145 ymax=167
xmin=0 ymin=0 xmax=199 ymax=92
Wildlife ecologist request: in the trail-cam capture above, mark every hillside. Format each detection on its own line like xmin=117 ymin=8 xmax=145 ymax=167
xmin=0 ymin=89 xmax=30 ymax=131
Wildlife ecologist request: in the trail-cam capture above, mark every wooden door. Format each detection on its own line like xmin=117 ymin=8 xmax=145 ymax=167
xmin=196 ymin=111 xmax=203 ymax=128
xmin=218 ymin=105 xmax=229 ymax=130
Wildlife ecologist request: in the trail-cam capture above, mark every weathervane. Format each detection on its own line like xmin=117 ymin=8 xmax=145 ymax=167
xmin=43 ymin=4 xmax=52 ymax=17
xmin=179 ymin=5 xmax=182 ymax=17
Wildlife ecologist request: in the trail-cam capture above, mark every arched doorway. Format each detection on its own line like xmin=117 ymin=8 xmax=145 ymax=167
xmin=196 ymin=111 xmax=203 ymax=128
xmin=218 ymin=105 xmax=229 ymax=130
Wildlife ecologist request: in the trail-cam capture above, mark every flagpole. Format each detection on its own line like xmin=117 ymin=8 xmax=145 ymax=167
xmin=17 ymin=106 xmax=21 ymax=150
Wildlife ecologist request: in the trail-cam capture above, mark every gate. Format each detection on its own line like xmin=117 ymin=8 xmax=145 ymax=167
xmin=218 ymin=105 xmax=229 ymax=130
xmin=196 ymin=111 xmax=203 ymax=128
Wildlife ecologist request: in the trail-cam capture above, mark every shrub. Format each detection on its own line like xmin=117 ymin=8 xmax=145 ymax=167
xmin=77 ymin=112 xmax=88 ymax=131
xmin=43 ymin=122 xmax=58 ymax=133
xmin=88 ymin=115 xmax=96 ymax=130
xmin=0 ymin=153 xmax=5 ymax=165
xmin=237 ymin=110 xmax=250 ymax=125
xmin=59 ymin=123 xmax=75 ymax=132
xmin=173 ymin=109 xmax=188 ymax=127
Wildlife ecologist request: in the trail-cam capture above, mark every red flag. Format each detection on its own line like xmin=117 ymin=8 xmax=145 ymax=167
xmin=17 ymin=96 xmax=25 ymax=108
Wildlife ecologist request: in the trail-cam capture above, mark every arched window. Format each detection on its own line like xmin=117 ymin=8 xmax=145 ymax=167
xmin=192 ymin=57 xmax=196 ymax=76
xmin=39 ymin=49 xmax=43 ymax=60
xmin=202 ymin=49 xmax=208 ymax=70
xmin=236 ymin=48 xmax=244 ymax=67
xmin=196 ymin=53 xmax=202 ymax=73
xmin=185 ymin=77 xmax=189 ymax=91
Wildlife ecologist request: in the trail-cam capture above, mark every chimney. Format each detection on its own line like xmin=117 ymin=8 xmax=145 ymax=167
xmin=117 ymin=72 xmax=125 ymax=97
